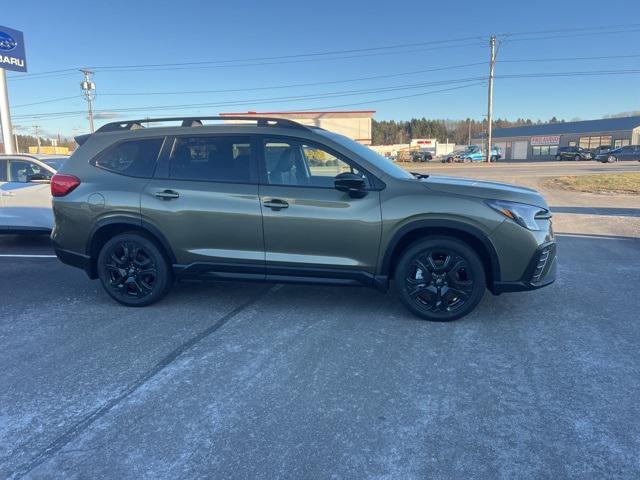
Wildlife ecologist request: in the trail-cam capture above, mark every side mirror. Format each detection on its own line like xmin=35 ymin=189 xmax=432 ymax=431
xmin=334 ymin=172 xmax=367 ymax=198
xmin=27 ymin=173 xmax=51 ymax=183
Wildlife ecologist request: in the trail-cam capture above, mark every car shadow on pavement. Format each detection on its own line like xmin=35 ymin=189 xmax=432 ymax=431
xmin=550 ymin=206 xmax=640 ymax=217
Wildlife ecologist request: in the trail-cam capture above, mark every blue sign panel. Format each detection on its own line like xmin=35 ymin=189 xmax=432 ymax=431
xmin=0 ymin=25 xmax=27 ymax=72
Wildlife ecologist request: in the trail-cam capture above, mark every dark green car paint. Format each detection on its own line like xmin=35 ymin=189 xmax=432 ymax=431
xmin=52 ymin=121 xmax=556 ymax=306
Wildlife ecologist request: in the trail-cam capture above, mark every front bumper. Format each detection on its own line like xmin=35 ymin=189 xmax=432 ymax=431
xmin=491 ymin=241 xmax=557 ymax=294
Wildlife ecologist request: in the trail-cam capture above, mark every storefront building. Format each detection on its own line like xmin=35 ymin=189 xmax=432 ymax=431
xmin=472 ymin=115 xmax=640 ymax=160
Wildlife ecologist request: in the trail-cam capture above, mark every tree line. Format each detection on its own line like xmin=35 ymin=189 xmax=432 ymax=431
xmin=372 ymin=117 xmax=566 ymax=146
xmin=14 ymin=134 xmax=76 ymax=152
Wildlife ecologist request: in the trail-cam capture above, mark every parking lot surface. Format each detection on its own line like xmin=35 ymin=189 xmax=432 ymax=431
xmin=1 ymin=162 xmax=639 ymax=479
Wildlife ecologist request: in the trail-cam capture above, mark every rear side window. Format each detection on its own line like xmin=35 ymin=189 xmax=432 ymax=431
xmin=168 ymin=136 xmax=252 ymax=183
xmin=93 ymin=138 xmax=163 ymax=177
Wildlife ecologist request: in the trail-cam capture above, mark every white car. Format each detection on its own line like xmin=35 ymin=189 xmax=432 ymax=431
xmin=0 ymin=154 xmax=68 ymax=233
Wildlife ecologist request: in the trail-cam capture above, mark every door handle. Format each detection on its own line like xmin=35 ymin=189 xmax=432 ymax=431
xmin=263 ymin=199 xmax=289 ymax=210
xmin=154 ymin=189 xmax=180 ymax=200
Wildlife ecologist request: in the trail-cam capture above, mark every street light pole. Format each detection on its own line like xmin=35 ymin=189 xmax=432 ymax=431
xmin=486 ymin=35 xmax=496 ymax=163
xmin=0 ymin=68 xmax=16 ymax=154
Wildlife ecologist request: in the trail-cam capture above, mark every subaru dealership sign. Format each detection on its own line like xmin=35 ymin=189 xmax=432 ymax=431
xmin=0 ymin=25 xmax=27 ymax=72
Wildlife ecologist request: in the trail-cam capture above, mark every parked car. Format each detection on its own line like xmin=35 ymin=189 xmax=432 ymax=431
xmin=590 ymin=145 xmax=612 ymax=158
xmin=443 ymin=149 xmax=465 ymax=163
xmin=51 ymin=116 xmax=556 ymax=322
xmin=595 ymin=145 xmax=640 ymax=163
xmin=411 ymin=151 xmax=433 ymax=162
xmin=555 ymin=146 xmax=592 ymax=161
xmin=459 ymin=146 xmax=502 ymax=162
xmin=0 ymin=154 xmax=67 ymax=233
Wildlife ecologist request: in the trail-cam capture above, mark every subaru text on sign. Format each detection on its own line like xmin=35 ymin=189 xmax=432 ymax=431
xmin=0 ymin=25 xmax=27 ymax=73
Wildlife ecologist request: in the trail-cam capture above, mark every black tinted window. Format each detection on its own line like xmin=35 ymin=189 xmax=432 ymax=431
xmin=95 ymin=138 xmax=163 ymax=177
xmin=169 ymin=136 xmax=252 ymax=183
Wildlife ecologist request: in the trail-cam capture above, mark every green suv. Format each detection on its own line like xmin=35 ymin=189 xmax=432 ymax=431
xmin=51 ymin=117 xmax=556 ymax=321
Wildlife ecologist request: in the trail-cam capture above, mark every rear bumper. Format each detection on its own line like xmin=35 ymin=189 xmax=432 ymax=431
xmin=491 ymin=242 xmax=557 ymax=294
xmin=52 ymin=241 xmax=94 ymax=277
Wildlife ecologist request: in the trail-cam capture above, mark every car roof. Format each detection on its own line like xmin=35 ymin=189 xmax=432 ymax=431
xmin=0 ymin=153 xmax=69 ymax=160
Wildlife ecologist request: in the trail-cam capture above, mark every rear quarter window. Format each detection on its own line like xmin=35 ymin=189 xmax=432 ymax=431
xmin=92 ymin=138 xmax=164 ymax=177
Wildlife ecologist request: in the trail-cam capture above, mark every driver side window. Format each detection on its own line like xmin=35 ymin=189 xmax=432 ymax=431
xmin=264 ymin=139 xmax=364 ymax=187
xmin=8 ymin=160 xmax=48 ymax=183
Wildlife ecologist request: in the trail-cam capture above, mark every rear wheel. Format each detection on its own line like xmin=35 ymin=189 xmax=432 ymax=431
xmin=607 ymin=155 xmax=617 ymax=163
xmin=574 ymin=154 xmax=581 ymax=161
xmin=97 ymin=232 xmax=172 ymax=306
xmin=394 ymin=237 xmax=486 ymax=321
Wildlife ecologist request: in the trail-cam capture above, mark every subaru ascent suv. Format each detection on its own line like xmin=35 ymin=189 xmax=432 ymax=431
xmin=51 ymin=116 xmax=556 ymax=321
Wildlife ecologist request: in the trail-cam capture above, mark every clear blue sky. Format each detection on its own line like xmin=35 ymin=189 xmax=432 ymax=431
xmin=3 ymin=0 xmax=640 ymax=137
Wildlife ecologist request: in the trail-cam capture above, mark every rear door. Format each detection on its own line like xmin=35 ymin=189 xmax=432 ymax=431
xmin=141 ymin=134 xmax=264 ymax=278
xmin=0 ymin=158 xmax=55 ymax=231
xmin=258 ymin=136 xmax=382 ymax=282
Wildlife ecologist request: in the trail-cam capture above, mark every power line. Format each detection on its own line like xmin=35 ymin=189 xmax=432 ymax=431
xmin=500 ymin=53 xmax=640 ymax=63
xmin=300 ymin=83 xmax=486 ymax=111
xmin=12 ymin=67 xmax=640 ymax=121
xmin=98 ymin=62 xmax=486 ymax=96
xmin=92 ymin=36 xmax=483 ymax=69
xmin=12 ymin=95 xmax=82 ymax=109
xmin=10 ymin=22 xmax=640 ymax=80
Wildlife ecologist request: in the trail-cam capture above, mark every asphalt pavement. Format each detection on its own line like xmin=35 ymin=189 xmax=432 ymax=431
xmin=1 ymin=162 xmax=639 ymax=479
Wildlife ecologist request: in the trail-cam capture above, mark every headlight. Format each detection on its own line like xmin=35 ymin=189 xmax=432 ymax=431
xmin=486 ymin=199 xmax=550 ymax=231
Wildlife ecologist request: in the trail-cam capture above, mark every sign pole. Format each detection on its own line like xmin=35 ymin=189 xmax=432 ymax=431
xmin=0 ymin=68 xmax=16 ymax=154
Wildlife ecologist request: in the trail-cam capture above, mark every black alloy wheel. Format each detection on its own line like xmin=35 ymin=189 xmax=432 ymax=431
xmin=395 ymin=237 xmax=485 ymax=321
xmin=97 ymin=233 xmax=172 ymax=306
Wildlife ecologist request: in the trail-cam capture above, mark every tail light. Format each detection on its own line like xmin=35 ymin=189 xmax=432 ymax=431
xmin=51 ymin=174 xmax=81 ymax=197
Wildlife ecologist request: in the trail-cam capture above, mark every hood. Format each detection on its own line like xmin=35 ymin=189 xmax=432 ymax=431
xmin=422 ymin=175 xmax=548 ymax=208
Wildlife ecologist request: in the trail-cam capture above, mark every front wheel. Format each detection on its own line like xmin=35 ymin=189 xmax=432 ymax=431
xmin=394 ymin=237 xmax=486 ymax=321
xmin=555 ymin=155 xmax=561 ymax=161
xmin=97 ymin=232 xmax=172 ymax=306
xmin=607 ymin=155 xmax=617 ymax=163
xmin=574 ymin=154 xmax=581 ymax=161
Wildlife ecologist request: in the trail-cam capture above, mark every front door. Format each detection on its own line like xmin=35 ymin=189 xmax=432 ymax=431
xmin=258 ymin=137 xmax=382 ymax=283
xmin=0 ymin=158 xmax=54 ymax=231
xmin=141 ymin=134 xmax=264 ymax=278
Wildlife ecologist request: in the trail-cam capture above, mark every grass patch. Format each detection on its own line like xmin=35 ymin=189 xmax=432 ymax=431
xmin=545 ymin=173 xmax=640 ymax=194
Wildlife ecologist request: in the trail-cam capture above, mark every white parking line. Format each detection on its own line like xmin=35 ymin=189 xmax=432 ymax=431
xmin=0 ymin=254 xmax=57 ymax=258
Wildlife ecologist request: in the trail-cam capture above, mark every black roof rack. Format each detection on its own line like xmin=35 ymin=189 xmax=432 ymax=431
xmin=95 ymin=116 xmax=310 ymax=133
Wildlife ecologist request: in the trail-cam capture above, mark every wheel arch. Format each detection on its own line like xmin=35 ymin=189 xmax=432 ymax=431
xmin=381 ymin=220 xmax=501 ymax=287
xmin=85 ymin=217 xmax=176 ymax=278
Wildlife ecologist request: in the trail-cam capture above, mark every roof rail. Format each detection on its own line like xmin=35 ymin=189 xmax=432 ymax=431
xmin=95 ymin=116 xmax=310 ymax=133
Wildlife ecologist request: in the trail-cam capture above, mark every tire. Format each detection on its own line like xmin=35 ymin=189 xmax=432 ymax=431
xmin=394 ymin=237 xmax=486 ymax=322
xmin=555 ymin=155 xmax=561 ymax=161
xmin=607 ymin=155 xmax=617 ymax=163
xmin=97 ymin=232 xmax=173 ymax=307
xmin=574 ymin=154 xmax=581 ymax=161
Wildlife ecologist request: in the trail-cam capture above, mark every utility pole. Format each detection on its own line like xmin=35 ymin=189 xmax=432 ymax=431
xmin=486 ymin=35 xmax=496 ymax=163
xmin=0 ymin=68 xmax=16 ymax=154
xmin=33 ymin=124 xmax=41 ymax=154
xmin=13 ymin=125 xmax=20 ymax=153
xmin=80 ymin=69 xmax=96 ymax=132
xmin=468 ymin=119 xmax=471 ymax=145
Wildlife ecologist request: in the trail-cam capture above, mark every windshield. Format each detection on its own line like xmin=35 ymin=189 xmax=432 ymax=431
xmin=317 ymin=130 xmax=414 ymax=179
